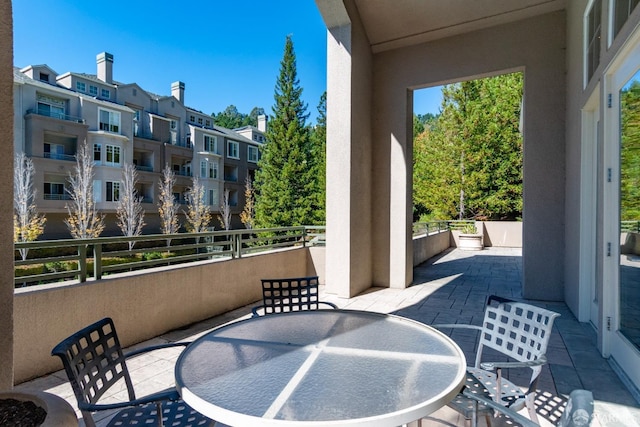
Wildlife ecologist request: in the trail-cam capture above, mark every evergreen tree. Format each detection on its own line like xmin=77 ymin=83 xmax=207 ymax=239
xmin=309 ymin=92 xmax=327 ymax=224
xmin=413 ymin=73 xmax=523 ymax=220
xmin=254 ymin=36 xmax=319 ymax=227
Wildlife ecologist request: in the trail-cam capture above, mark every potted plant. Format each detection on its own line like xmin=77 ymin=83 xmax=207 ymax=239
xmin=0 ymin=390 xmax=78 ymax=426
xmin=458 ymin=223 xmax=483 ymax=251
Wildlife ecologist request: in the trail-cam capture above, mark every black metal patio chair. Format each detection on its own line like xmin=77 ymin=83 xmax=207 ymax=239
xmin=51 ymin=317 xmax=213 ymax=427
xmin=434 ymin=296 xmax=560 ymax=427
xmin=251 ymin=276 xmax=337 ymax=316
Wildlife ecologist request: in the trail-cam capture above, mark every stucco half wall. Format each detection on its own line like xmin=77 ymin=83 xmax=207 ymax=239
xmin=13 ymin=248 xmax=316 ymax=383
xmin=319 ymin=2 xmax=566 ymax=301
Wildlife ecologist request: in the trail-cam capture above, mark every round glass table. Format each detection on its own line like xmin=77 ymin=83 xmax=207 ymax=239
xmin=175 ymin=309 xmax=466 ymax=427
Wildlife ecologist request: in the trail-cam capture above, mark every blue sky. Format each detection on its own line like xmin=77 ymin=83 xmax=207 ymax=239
xmin=12 ymin=0 xmax=442 ymax=124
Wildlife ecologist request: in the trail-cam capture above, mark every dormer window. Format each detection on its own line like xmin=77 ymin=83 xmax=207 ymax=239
xmin=39 ymin=72 xmax=49 ymax=83
xmin=76 ymin=81 xmax=86 ymax=92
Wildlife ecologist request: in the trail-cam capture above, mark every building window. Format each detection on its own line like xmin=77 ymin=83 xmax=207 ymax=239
xmin=170 ymin=120 xmax=177 ymax=130
xmin=44 ymin=182 xmax=65 ymax=199
xmin=200 ymin=160 xmax=218 ymax=179
xmin=39 ymin=72 xmax=49 ymax=83
xmin=36 ymin=94 xmax=65 ymax=119
xmin=106 ymin=181 xmax=120 ymax=202
xmin=99 ymin=108 xmax=120 ymax=133
xmin=614 ymin=0 xmax=640 ymax=38
xmin=76 ymin=81 xmax=86 ymax=92
xmin=105 ymin=145 xmax=121 ymax=166
xmin=248 ymin=145 xmax=259 ymax=163
xmin=205 ymin=119 xmax=211 ymax=127
xmin=89 ymin=85 xmax=98 ymax=96
xmin=204 ymin=135 xmax=217 ymax=153
xmin=101 ymin=88 xmax=111 ymax=99
xmin=209 ymin=189 xmax=216 ymax=206
xmin=197 ymin=117 xmax=203 ymax=125
xmin=586 ymin=0 xmax=602 ymax=83
xmin=189 ymin=115 xmax=196 ymax=122
xmin=227 ymin=141 xmax=239 ymax=159
xmin=93 ymin=144 xmax=102 ymax=162
xmin=133 ymin=88 xmax=137 ymax=96
xmin=44 ymin=143 xmax=65 ymax=160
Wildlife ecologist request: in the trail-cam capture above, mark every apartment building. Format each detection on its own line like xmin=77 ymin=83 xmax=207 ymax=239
xmin=13 ymin=52 xmax=265 ymax=238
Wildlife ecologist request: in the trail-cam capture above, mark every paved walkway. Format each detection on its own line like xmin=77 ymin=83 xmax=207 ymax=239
xmin=15 ymin=247 xmax=640 ymax=426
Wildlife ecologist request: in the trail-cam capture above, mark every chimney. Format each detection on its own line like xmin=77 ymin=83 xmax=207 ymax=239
xmin=257 ymin=114 xmax=267 ymax=132
xmin=96 ymin=52 xmax=113 ymax=84
xmin=171 ymin=81 xmax=185 ymax=104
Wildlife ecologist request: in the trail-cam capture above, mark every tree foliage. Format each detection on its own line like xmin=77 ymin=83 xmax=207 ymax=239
xmin=414 ymin=73 xmax=523 ymax=221
xmin=158 ymin=165 xmax=180 ymax=244
xmin=185 ymin=176 xmax=211 ymax=233
xmin=212 ymin=105 xmax=265 ymax=129
xmin=620 ymin=80 xmax=640 ymax=221
xmin=254 ymin=36 xmax=323 ymax=227
xmin=117 ymin=163 xmax=145 ymax=250
xmin=218 ymin=188 xmax=232 ymax=230
xmin=309 ymin=91 xmax=327 ymax=224
xmin=65 ymin=142 xmax=104 ymax=239
xmin=240 ymin=175 xmax=255 ymax=229
xmin=14 ymin=152 xmax=46 ymax=260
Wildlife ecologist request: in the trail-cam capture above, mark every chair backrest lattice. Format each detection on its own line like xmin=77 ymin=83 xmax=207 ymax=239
xmin=261 ymin=276 xmax=322 ymax=314
xmin=476 ymin=299 xmax=560 ymax=376
xmin=52 ymin=318 xmax=136 ymax=408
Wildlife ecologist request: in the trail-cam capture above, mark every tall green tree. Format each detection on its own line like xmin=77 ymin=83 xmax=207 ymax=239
xmin=620 ymin=80 xmax=640 ymax=221
xmin=309 ymin=91 xmax=327 ymax=224
xmin=254 ymin=36 xmax=319 ymax=227
xmin=413 ymin=73 xmax=523 ymax=220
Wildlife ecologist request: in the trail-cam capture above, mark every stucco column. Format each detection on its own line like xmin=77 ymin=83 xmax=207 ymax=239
xmin=0 ymin=0 xmax=15 ymax=389
xmin=318 ymin=0 xmax=374 ymax=297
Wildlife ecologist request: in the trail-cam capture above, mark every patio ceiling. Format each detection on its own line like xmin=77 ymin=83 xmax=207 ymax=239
xmin=350 ymin=0 xmax=567 ymax=52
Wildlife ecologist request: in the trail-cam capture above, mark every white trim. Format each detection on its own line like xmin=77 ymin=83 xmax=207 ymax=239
xmin=579 ymin=86 xmax=599 ymax=324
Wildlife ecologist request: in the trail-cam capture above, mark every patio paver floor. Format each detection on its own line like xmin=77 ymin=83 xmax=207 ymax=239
xmin=15 ymin=247 xmax=640 ymax=426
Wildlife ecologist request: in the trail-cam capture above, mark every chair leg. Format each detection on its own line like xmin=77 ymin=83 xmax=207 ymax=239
xmin=525 ymin=393 xmax=540 ymax=424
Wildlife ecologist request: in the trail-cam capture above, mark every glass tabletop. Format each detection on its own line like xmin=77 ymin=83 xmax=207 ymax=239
xmin=175 ymin=309 xmax=466 ymax=427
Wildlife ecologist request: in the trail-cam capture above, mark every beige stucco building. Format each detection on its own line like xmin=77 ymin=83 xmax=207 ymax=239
xmin=13 ymin=52 xmax=265 ymax=238
xmin=316 ymin=0 xmax=640 ymax=395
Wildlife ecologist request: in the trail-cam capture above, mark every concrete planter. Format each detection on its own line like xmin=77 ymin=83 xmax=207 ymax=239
xmin=0 ymin=391 xmax=78 ymax=426
xmin=458 ymin=233 xmax=483 ymax=251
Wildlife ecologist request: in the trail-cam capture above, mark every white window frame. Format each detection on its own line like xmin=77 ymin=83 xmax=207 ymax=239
xmin=106 ymin=181 xmax=120 ymax=202
xmin=200 ymin=160 xmax=218 ymax=179
xmin=105 ymin=144 xmax=121 ymax=166
xmin=227 ymin=141 xmax=239 ymax=159
xmin=248 ymin=145 xmax=259 ymax=163
xmin=585 ymin=0 xmax=602 ymax=87
xmin=197 ymin=117 xmax=203 ymax=125
xmin=99 ymin=108 xmax=120 ymax=133
xmin=204 ymin=135 xmax=217 ymax=153
xmin=101 ymin=88 xmax=111 ymax=99
xmin=89 ymin=85 xmax=98 ymax=96
xmin=76 ymin=81 xmax=86 ymax=92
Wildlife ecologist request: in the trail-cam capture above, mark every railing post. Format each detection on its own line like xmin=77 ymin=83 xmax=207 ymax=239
xmin=235 ymin=233 xmax=242 ymax=259
xmin=94 ymin=244 xmax=102 ymax=280
xmin=303 ymin=227 xmax=308 ymax=247
xmin=78 ymin=244 xmax=87 ymax=283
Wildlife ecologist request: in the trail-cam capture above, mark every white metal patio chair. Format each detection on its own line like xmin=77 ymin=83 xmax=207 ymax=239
xmin=461 ymin=387 xmax=594 ymax=427
xmin=435 ymin=295 xmax=560 ymax=427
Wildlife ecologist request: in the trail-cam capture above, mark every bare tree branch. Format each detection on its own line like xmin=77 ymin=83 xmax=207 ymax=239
xmin=65 ymin=142 xmax=104 ymax=239
xmin=14 ymin=152 xmax=46 ymax=260
xmin=117 ymin=163 xmax=145 ymax=250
